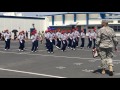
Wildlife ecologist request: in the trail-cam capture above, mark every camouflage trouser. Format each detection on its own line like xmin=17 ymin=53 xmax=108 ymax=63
xmin=99 ymin=48 xmax=114 ymax=68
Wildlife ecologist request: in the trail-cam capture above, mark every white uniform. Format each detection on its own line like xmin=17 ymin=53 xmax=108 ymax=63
xmin=81 ymin=32 xmax=86 ymax=38
xmin=31 ymin=35 xmax=37 ymax=42
xmin=92 ymin=32 xmax=97 ymax=39
xmin=72 ymin=32 xmax=76 ymax=41
xmin=74 ymin=31 xmax=80 ymax=37
xmin=56 ymin=32 xmax=61 ymax=39
xmin=18 ymin=34 xmax=24 ymax=43
xmin=87 ymin=32 xmax=92 ymax=41
xmin=49 ymin=33 xmax=53 ymax=42
xmin=4 ymin=33 xmax=11 ymax=41
xmin=61 ymin=34 xmax=67 ymax=41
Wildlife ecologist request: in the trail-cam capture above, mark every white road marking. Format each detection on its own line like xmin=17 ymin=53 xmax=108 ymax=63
xmin=56 ymin=66 xmax=66 ymax=69
xmin=114 ymin=73 xmax=120 ymax=75
xmin=73 ymin=63 xmax=83 ymax=66
xmin=82 ymin=69 xmax=94 ymax=72
xmin=0 ymin=68 xmax=67 ymax=78
xmin=88 ymin=59 xmax=101 ymax=62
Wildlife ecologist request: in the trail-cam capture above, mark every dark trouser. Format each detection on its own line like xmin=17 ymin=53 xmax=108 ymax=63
xmin=48 ymin=40 xmax=53 ymax=52
xmin=23 ymin=40 xmax=25 ymax=49
xmin=72 ymin=39 xmax=76 ymax=49
xmin=56 ymin=38 xmax=61 ymax=48
xmin=19 ymin=40 xmax=24 ymax=50
xmin=5 ymin=39 xmax=10 ymax=49
xmin=46 ymin=39 xmax=49 ymax=49
xmin=31 ymin=40 xmax=37 ymax=52
xmin=68 ymin=38 xmax=72 ymax=48
xmin=52 ymin=39 xmax=55 ymax=45
xmin=87 ymin=38 xmax=92 ymax=48
xmin=80 ymin=38 xmax=85 ymax=47
xmin=76 ymin=37 xmax=79 ymax=46
xmin=93 ymin=39 xmax=96 ymax=49
xmin=36 ymin=40 xmax=38 ymax=48
xmin=61 ymin=40 xmax=67 ymax=51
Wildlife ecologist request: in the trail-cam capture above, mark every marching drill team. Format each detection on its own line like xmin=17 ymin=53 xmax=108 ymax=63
xmin=1 ymin=27 xmax=98 ymax=53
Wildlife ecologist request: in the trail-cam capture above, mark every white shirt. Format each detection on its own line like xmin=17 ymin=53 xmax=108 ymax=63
xmin=49 ymin=33 xmax=53 ymax=42
xmin=61 ymin=34 xmax=67 ymax=40
xmin=4 ymin=33 xmax=11 ymax=41
xmin=68 ymin=33 xmax=73 ymax=39
xmin=56 ymin=32 xmax=61 ymax=39
xmin=74 ymin=31 xmax=80 ymax=37
xmin=81 ymin=32 xmax=86 ymax=38
xmin=45 ymin=32 xmax=50 ymax=39
xmin=72 ymin=32 xmax=76 ymax=39
xmin=92 ymin=32 xmax=97 ymax=39
xmin=18 ymin=34 xmax=24 ymax=43
xmin=31 ymin=35 xmax=37 ymax=42
xmin=87 ymin=32 xmax=92 ymax=38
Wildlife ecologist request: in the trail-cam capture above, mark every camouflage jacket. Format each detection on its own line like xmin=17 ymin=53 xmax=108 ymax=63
xmin=96 ymin=26 xmax=118 ymax=48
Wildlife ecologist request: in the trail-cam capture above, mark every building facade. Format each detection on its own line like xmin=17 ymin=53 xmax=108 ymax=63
xmin=0 ymin=15 xmax=49 ymax=39
xmin=44 ymin=12 xmax=120 ymax=32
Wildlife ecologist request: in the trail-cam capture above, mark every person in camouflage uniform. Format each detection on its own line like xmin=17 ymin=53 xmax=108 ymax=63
xmin=96 ymin=20 xmax=118 ymax=76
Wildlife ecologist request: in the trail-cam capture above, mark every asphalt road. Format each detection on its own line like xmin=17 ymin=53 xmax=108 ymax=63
xmin=0 ymin=38 xmax=120 ymax=78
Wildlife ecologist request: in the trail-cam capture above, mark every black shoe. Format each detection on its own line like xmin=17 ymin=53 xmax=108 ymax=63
xmin=109 ymin=71 xmax=114 ymax=76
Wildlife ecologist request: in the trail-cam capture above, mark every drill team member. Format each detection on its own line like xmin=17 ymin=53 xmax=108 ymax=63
xmin=34 ymin=30 xmax=39 ymax=50
xmin=80 ymin=29 xmax=86 ymax=49
xmin=61 ymin=30 xmax=68 ymax=52
xmin=71 ymin=29 xmax=76 ymax=50
xmin=4 ymin=30 xmax=11 ymax=50
xmin=52 ymin=30 xmax=56 ymax=45
xmin=56 ymin=29 xmax=62 ymax=49
xmin=44 ymin=30 xmax=49 ymax=50
xmin=96 ymin=20 xmax=118 ymax=76
xmin=21 ymin=31 xmax=26 ymax=50
xmin=31 ymin=31 xmax=37 ymax=52
xmin=87 ymin=30 xmax=92 ymax=48
xmin=48 ymin=30 xmax=54 ymax=53
xmin=18 ymin=32 xmax=25 ymax=51
xmin=67 ymin=30 xmax=72 ymax=49
xmin=74 ymin=28 xmax=80 ymax=47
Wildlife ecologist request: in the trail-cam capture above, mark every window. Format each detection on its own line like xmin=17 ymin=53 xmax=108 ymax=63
xmin=97 ymin=26 xmax=102 ymax=29
xmin=118 ymin=20 xmax=120 ymax=23
xmin=108 ymin=20 xmax=113 ymax=23
xmin=88 ymin=26 xmax=94 ymax=29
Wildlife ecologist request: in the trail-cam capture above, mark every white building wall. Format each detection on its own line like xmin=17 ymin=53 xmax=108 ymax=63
xmin=89 ymin=19 xmax=102 ymax=25
xmin=65 ymin=14 xmax=74 ymax=25
xmin=47 ymin=16 xmax=52 ymax=26
xmin=54 ymin=15 xmax=62 ymax=26
xmin=89 ymin=14 xmax=100 ymax=19
xmin=76 ymin=14 xmax=86 ymax=20
xmin=0 ymin=17 xmax=46 ymax=39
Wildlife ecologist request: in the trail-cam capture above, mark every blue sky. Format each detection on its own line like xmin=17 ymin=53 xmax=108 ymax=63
xmin=0 ymin=12 xmax=120 ymax=17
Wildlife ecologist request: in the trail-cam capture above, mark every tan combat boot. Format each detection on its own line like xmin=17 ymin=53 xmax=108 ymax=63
xmin=101 ymin=68 xmax=106 ymax=75
xmin=109 ymin=65 xmax=113 ymax=76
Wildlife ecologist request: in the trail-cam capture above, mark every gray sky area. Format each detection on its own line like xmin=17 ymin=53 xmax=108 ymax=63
xmin=0 ymin=12 xmax=67 ymax=16
xmin=0 ymin=12 xmax=120 ymax=17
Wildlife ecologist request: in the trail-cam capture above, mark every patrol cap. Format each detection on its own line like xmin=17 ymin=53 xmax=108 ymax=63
xmin=102 ymin=20 xmax=109 ymax=23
